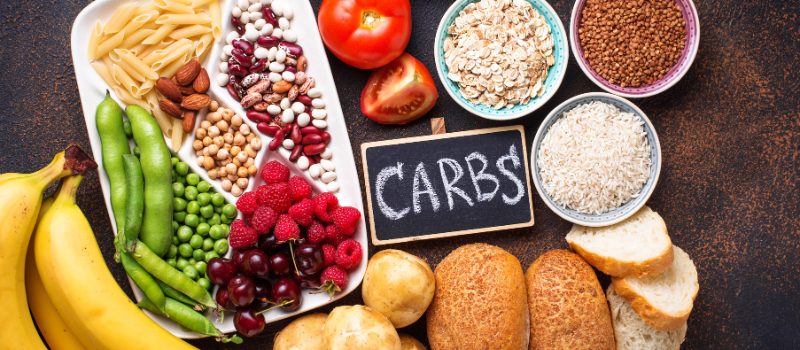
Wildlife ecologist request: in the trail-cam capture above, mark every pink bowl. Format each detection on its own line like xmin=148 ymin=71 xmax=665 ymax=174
xmin=569 ymin=0 xmax=700 ymax=98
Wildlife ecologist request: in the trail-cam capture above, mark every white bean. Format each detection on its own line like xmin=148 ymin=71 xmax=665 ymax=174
xmin=312 ymin=119 xmax=328 ymax=129
xmin=307 ymin=88 xmax=322 ymax=98
xmin=290 ymin=102 xmax=304 ymax=114
xmin=311 ymin=109 xmax=327 ymax=119
xmin=309 ymin=164 xmax=321 ymax=179
xmin=267 ymin=46 xmax=278 ymax=60
xmin=275 ymin=49 xmax=286 ymax=63
xmin=320 ymin=147 xmax=332 ymax=159
xmin=321 ymin=171 xmax=337 ymax=183
xmin=254 ymin=47 xmax=269 ymax=59
xmin=296 ymin=112 xmax=310 ymax=127
xmin=249 ymin=0 xmax=259 ymax=4
xmin=280 ymin=98 xmax=291 ymax=110
xmin=311 ymin=98 xmax=325 ymax=109
xmin=260 ymin=23 xmax=274 ymax=36
xmin=297 ymin=156 xmax=309 ymax=170
xmin=281 ymin=109 xmax=295 ymax=123
xmin=238 ymin=0 xmax=250 ymax=10
xmin=320 ymin=159 xmax=335 ymax=172
xmin=268 ymin=72 xmax=282 ymax=83
xmin=220 ymin=62 xmax=229 ymax=73
xmin=267 ymin=104 xmax=282 ymax=115
xmin=244 ymin=28 xmax=259 ymax=41
xmin=269 ymin=62 xmax=285 ymax=73
xmin=220 ymin=51 xmax=229 ymax=61
xmin=248 ymin=3 xmax=262 ymax=12
xmin=217 ymin=73 xmax=230 ymax=86
xmin=226 ymin=32 xmax=239 ymax=45
xmin=245 ymin=23 xmax=255 ymax=30
xmin=253 ymin=19 xmax=266 ymax=30
xmin=282 ymin=29 xmax=297 ymax=43
xmin=271 ymin=1 xmax=283 ymax=16
xmin=250 ymin=11 xmax=263 ymax=20
xmin=240 ymin=12 xmax=251 ymax=24
xmin=326 ymin=181 xmax=339 ymax=193
xmin=278 ymin=17 xmax=290 ymax=30
xmin=260 ymin=0 xmax=271 ymax=5
xmin=272 ymin=28 xmax=282 ymax=39
xmin=282 ymin=139 xmax=294 ymax=149
xmin=282 ymin=71 xmax=295 ymax=82
xmin=282 ymin=5 xmax=293 ymax=19
xmin=232 ymin=6 xmax=242 ymax=17
xmin=223 ymin=45 xmax=234 ymax=56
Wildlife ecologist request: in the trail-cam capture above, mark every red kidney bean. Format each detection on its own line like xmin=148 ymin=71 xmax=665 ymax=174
xmin=261 ymin=8 xmax=278 ymax=27
xmin=247 ymin=111 xmax=271 ymax=123
xmin=257 ymin=35 xmax=280 ymax=48
xmin=302 ymin=134 xmax=322 ymax=145
xmin=289 ymin=145 xmax=303 ymax=162
xmin=232 ymin=39 xmax=254 ymax=55
xmin=320 ymin=132 xmax=331 ymax=144
xmin=281 ymin=123 xmax=293 ymax=135
xmin=268 ymin=130 xmax=284 ymax=151
xmin=313 ymin=155 xmax=322 ymax=163
xmin=307 ymin=157 xmax=315 ymax=166
xmin=229 ymin=64 xmax=249 ymax=78
xmin=300 ymin=126 xmax=322 ymax=135
xmin=226 ymin=83 xmax=240 ymax=100
xmin=279 ymin=42 xmax=303 ymax=58
xmin=231 ymin=49 xmax=252 ymax=68
xmin=231 ymin=17 xmax=245 ymax=34
xmin=291 ymin=124 xmax=302 ymax=144
xmin=303 ymin=143 xmax=325 ymax=156
xmin=257 ymin=123 xmax=280 ymax=136
xmin=305 ymin=105 xmax=311 ymax=114
xmin=229 ymin=74 xmax=242 ymax=86
xmin=295 ymin=95 xmax=312 ymax=105
xmin=284 ymin=66 xmax=297 ymax=74
xmin=249 ymin=59 xmax=268 ymax=73
xmin=228 ymin=57 xmax=238 ymax=67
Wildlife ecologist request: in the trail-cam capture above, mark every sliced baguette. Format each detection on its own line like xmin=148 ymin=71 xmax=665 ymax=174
xmin=612 ymin=245 xmax=698 ymax=332
xmin=607 ymin=284 xmax=687 ymax=350
xmin=566 ymin=206 xmax=673 ymax=277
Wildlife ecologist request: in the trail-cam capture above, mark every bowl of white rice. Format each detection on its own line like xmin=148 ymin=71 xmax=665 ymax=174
xmin=531 ymin=92 xmax=661 ymax=227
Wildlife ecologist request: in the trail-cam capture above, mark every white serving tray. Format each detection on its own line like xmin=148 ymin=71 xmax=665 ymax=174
xmin=71 ymin=0 xmax=367 ymax=338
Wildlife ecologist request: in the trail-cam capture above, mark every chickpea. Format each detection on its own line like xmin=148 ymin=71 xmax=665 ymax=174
xmin=220 ymin=157 xmax=231 ymax=166
xmin=221 ymin=179 xmax=233 ymax=191
xmin=226 ymin=163 xmax=238 ymax=175
xmin=234 ymin=134 xmax=247 ymax=147
xmin=213 ymin=136 xmax=225 ymax=147
xmin=244 ymin=158 xmax=255 ymax=168
xmin=203 ymin=156 xmax=215 ymax=170
xmin=195 ymin=128 xmax=207 ymax=139
xmin=237 ymin=151 xmax=248 ymax=163
xmin=209 ymin=100 xmax=219 ymax=111
xmin=237 ymin=166 xmax=248 ymax=178
xmin=202 ymin=147 xmax=210 ymax=157
xmin=245 ymin=145 xmax=257 ymax=158
xmin=250 ymin=138 xmax=262 ymax=151
xmin=246 ymin=133 xmax=256 ymax=143
xmin=196 ymin=156 xmax=205 ymax=167
xmin=195 ymin=150 xmax=203 ymax=157
xmin=239 ymin=124 xmax=251 ymax=136
xmin=208 ymin=126 xmax=220 ymax=138
xmin=223 ymin=133 xmax=234 ymax=144
xmin=216 ymin=148 xmax=229 ymax=160
xmin=202 ymin=136 xmax=212 ymax=146
xmin=234 ymin=131 xmax=242 ymax=138
xmin=231 ymin=185 xmax=243 ymax=197
xmin=206 ymin=144 xmax=218 ymax=155
xmin=232 ymin=158 xmax=242 ymax=167
xmin=222 ymin=108 xmax=234 ymax=120
xmin=236 ymin=177 xmax=248 ymax=189
xmin=193 ymin=140 xmax=203 ymax=150
xmin=208 ymin=111 xmax=222 ymax=123
xmin=231 ymin=146 xmax=242 ymax=157
xmin=216 ymin=120 xmax=229 ymax=133
xmin=208 ymin=169 xmax=218 ymax=180
xmin=227 ymin=173 xmax=238 ymax=182
xmin=231 ymin=115 xmax=243 ymax=127
xmin=248 ymin=165 xmax=258 ymax=176
xmin=200 ymin=120 xmax=212 ymax=130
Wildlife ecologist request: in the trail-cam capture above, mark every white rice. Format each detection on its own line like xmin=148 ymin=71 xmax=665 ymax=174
xmin=537 ymin=101 xmax=651 ymax=215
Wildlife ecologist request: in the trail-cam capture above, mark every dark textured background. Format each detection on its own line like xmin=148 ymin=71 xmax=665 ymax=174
xmin=0 ymin=0 xmax=798 ymax=349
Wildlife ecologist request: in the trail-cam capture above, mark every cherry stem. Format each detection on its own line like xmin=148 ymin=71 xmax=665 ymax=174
xmin=288 ymin=240 xmax=299 ymax=275
xmin=255 ymin=299 xmax=293 ymax=315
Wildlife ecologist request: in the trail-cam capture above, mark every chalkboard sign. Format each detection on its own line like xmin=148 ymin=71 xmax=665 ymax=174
xmin=361 ymin=126 xmax=534 ymax=245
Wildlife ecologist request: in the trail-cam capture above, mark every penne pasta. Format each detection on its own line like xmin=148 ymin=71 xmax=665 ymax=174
xmin=121 ymin=12 xmax=155 ymax=35
xmin=208 ymin=0 xmax=221 ymax=42
xmin=101 ymin=55 xmax=115 ymax=70
xmin=114 ymin=56 xmax=147 ymax=82
xmin=159 ymin=55 xmax=190 ymax=78
xmin=129 ymin=43 xmax=148 ymax=55
xmin=185 ymin=42 xmax=200 ymax=63
xmin=119 ymin=28 xmax=156 ymax=50
xmin=133 ymin=3 xmax=159 ymax=16
xmin=117 ymin=49 xmax=159 ymax=80
xmin=96 ymin=30 xmax=125 ymax=59
xmin=168 ymin=24 xmax=211 ymax=40
xmin=142 ymin=22 xmax=160 ymax=30
xmin=145 ymin=91 xmax=174 ymax=137
xmin=137 ymin=79 xmax=156 ymax=97
xmin=191 ymin=0 xmax=213 ymax=8
xmin=155 ymin=13 xmax=212 ymax=25
xmin=92 ymin=63 xmax=121 ymax=90
xmin=142 ymin=49 xmax=170 ymax=66
xmin=142 ymin=24 xmax=178 ymax=45
xmin=172 ymin=0 xmax=194 ymax=5
xmin=154 ymin=0 xmax=195 ymax=15
xmin=113 ymin=86 xmax=150 ymax=110
xmin=151 ymin=44 xmax=192 ymax=71
xmin=171 ymin=117 xmax=184 ymax=152
xmin=112 ymin=64 xmax=140 ymax=96
xmin=136 ymin=40 xmax=171 ymax=59
xmin=103 ymin=3 xmax=140 ymax=34
xmin=87 ymin=21 xmax=103 ymax=61
xmin=195 ymin=32 xmax=214 ymax=57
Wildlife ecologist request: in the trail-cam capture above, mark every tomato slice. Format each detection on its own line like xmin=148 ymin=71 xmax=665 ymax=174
xmin=361 ymin=53 xmax=439 ymax=124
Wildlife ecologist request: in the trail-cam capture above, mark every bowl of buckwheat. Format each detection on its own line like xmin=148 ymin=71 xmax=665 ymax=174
xmin=434 ymin=0 xmax=569 ymax=120
xmin=570 ymin=0 xmax=701 ymax=98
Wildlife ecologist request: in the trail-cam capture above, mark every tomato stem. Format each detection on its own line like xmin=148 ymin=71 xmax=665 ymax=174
xmin=361 ymin=10 xmax=382 ymax=28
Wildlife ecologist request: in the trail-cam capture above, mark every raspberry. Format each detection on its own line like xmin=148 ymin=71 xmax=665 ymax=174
xmin=288 ymin=176 xmax=313 ymax=203
xmin=335 ymin=239 xmax=362 ymax=270
xmin=228 ymin=219 xmax=257 ymax=249
xmin=235 ymin=191 xmax=259 ymax=215
xmin=250 ymin=205 xmax=278 ymax=234
xmin=307 ymin=220 xmax=326 ymax=244
xmin=273 ymin=214 xmax=300 ymax=242
xmin=333 ymin=206 xmax=361 ymax=235
xmin=322 ymin=244 xmax=336 ymax=267
xmin=244 ymin=214 xmax=254 ymax=227
xmin=313 ymin=192 xmax=339 ymax=222
xmin=325 ymin=224 xmax=348 ymax=247
xmin=317 ymin=265 xmax=348 ymax=299
xmin=260 ymin=160 xmax=290 ymax=184
xmin=258 ymin=183 xmax=292 ymax=213
xmin=288 ymin=198 xmax=315 ymax=226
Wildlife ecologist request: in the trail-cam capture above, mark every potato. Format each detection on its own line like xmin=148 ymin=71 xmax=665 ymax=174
xmin=362 ymin=249 xmax=435 ymax=328
xmin=323 ymin=305 xmax=402 ymax=350
xmin=399 ymin=334 xmax=427 ymax=350
xmin=273 ymin=313 xmax=327 ymax=350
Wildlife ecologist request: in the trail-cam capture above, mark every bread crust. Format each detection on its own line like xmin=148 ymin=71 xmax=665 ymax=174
xmin=525 ymin=250 xmax=615 ymax=350
xmin=611 ymin=276 xmax=695 ymax=332
xmin=567 ymin=239 xmax=674 ymax=277
xmin=426 ymin=244 xmax=529 ymax=350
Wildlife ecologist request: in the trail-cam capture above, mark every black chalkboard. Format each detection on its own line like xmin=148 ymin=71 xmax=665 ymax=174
xmin=361 ymin=126 xmax=534 ymax=245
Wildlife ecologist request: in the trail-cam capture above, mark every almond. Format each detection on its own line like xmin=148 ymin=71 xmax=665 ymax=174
xmin=171 ymin=76 xmax=181 ymax=86
xmin=181 ymin=94 xmax=211 ymax=110
xmin=159 ymin=98 xmax=182 ymax=118
xmin=156 ymin=77 xmax=182 ymax=103
xmin=183 ymin=111 xmax=196 ymax=133
xmin=179 ymin=85 xmax=197 ymax=96
xmin=272 ymin=80 xmax=293 ymax=93
xmin=176 ymin=60 xmax=201 ymax=86
xmin=192 ymin=68 xmax=210 ymax=93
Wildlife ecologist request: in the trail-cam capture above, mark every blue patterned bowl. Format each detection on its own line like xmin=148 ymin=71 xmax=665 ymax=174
xmin=434 ymin=0 xmax=568 ymax=120
xmin=531 ymin=92 xmax=662 ymax=227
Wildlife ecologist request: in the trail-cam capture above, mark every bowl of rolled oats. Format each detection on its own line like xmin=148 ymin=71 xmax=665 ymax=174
xmin=435 ymin=0 xmax=568 ymax=120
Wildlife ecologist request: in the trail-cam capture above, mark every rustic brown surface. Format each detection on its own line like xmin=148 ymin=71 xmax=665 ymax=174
xmin=0 ymin=0 xmax=797 ymax=349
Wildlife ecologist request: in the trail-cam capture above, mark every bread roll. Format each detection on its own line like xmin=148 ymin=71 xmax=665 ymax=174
xmin=525 ymin=250 xmax=615 ymax=350
xmin=607 ymin=285 xmax=686 ymax=350
xmin=426 ymin=244 xmax=529 ymax=350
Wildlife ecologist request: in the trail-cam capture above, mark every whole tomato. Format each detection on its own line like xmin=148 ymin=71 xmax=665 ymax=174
xmin=317 ymin=0 xmax=412 ymax=69
xmin=361 ymin=53 xmax=439 ymax=124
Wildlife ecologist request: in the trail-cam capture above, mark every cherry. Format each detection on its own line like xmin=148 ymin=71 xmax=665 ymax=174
xmin=215 ymin=287 xmax=237 ymax=311
xmin=294 ymin=243 xmax=324 ymax=275
xmin=257 ymin=233 xmax=281 ymax=254
xmin=232 ymin=248 xmax=256 ymax=270
xmin=269 ymin=252 xmax=293 ymax=279
xmin=227 ymin=276 xmax=256 ymax=307
xmin=233 ymin=306 xmax=265 ymax=337
xmin=207 ymin=258 xmax=238 ymax=286
xmin=252 ymin=278 xmax=272 ymax=308
xmin=292 ymin=270 xmax=322 ymax=289
xmin=272 ymin=278 xmax=301 ymax=311
xmin=241 ymin=249 xmax=271 ymax=278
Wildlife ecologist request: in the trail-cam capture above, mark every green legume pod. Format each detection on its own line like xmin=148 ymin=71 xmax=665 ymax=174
xmin=116 ymin=154 xmax=144 ymax=253
xmin=154 ymin=279 xmax=203 ymax=310
xmin=127 ymin=105 xmax=173 ymax=257
xmin=120 ymin=252 xmax=166 ymax=313
xmin=133 ymin=242 xmax=215 ymax=308
xmin=95 ymin=92 xmax=130 ymax=233
xmin=137 ymin=297 xmax=241 ymax=343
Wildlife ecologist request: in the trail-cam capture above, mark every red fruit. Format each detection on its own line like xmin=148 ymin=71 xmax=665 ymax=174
xmin=322 ymin=244 xmax=336 ymax=267
xmin=317 ymin=265 xmax=348 ymax=299
xmin=258 ymin=183 xmax=292 ymax=213
xmin=333 ymin=206 xmax=361 ymax=235
xmin=313 ymin=192 xmax=339 ymax=222
xmin=288 ymin=198 xmax=315 ymax=226
xmin=260 ymin=160 xmax=290 ymax=184
xmin=307 ymin=220 xmax=326 ymax=244
xmin=229 ymin=219 xmax=257 ymax=249
xmin=250 ymin=205 xmax=278 ymax=234
xmin=273 ymin=214 xmax=300 ymax=242
xmin=335 ymin=239 xmax=362 ymax=270
xmin=288 ymin=176 xmax=312 ymax=202
xmin=235 ymin=191 xmax=260 ymax=215
xmin=244 ymin=214 xmax=254 ymax=227
xmin=325 ymin=224 xmax=348 ymax=247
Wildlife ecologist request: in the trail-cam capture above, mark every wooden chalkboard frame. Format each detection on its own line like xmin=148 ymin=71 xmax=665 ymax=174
xmin=361 ymin=125 xmax=535 ymax=245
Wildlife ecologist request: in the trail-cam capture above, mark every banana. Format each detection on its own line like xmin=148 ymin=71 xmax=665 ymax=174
xmin=34 ymin=175 xmax=198 ymax=350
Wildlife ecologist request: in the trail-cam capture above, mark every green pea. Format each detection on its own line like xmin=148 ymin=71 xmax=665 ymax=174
xmin=176 ymin=258 xmax=189 ymax=271
xmin=177 ymin=226 xmax=193 ymax=242
xmin=184 ymin=186 xmax=198 ymax=201
xmin=221 ymin=215 xmax=233 ymax=225
xmin=189 ymin=235 xmax=204 ymax=249
xmin=172 ymin=221 xmax=179 ymax=232
xmin=192 ymin=249 xmax=206 ymax=262
xmin=197 ymin=192 xmax=211 ymax=206
xmin=178 ymin=243 xmax=193 ymax=258
xmin=166 ymin=245 xmax=178 ymax=258
xmin=214 ymin=239 xmax=229 ymax=255
xmin=209 ymin=225 xmax=224 ymax=240
xmin=173 ymin=197 xmax=187 ymax=211
xmin=172 ymin=182 xmax=185 ymax=198
xmin=211 ymin=193 xmax=225 ymax=207
xmin=133 ymin=146 xmax=141 ymax=157
xmin=123 ymin=120 xmax=133 ymax=137
xmin=186 ymin=201 xmax=200 ymax=214
xmin=214 ymin=207 xmax=222 ymax=214
xmin=185 ymin=214 xmax=200 ymax=228
xmin=199 ymin=217 xmax=207 ymax=224
xmin=183 ymin=266 xmax=199 ymax=280
xmin=197 ymin=181 xmax=211 ymax=193
xmin=221 ymin=224 xmax=230 ymax=237
xmin=202 ymin=238 xmax=215 ymax=251
xmin=175 ymin=162 xmax=189 ymax=176
xmin=186 ymin=173 xmax=200 ymax=186
xmin=208 ymin=213 xmax=221 ymax=226
xmin=188 ymin=258 xmax=196 ymax=265
xmin=171 ymin=157 xmax=179 ymax=167
xmin=166 ymin=258 xmax=176 ymax=267
xmin=196 ymin=223 xmax=210 ymax=237
xmin=172 ymin=235 xmax=180 ymax=245
xmin=204 ymin=251 xmax=219 ymax=262
xmin=173 ymin=211 xmax=186 ymax=223
xmin=176 ymin=176 xmax=186 ymax=185
xmin=200 ymin=205 xmax=215 ymax=219
xmin=197 ymin=277 xmax=211 ymax=290
xmin=194 ymin=261 xmax=207 ymax=275
xmin=222 ymin=204 xmax=237 ymax=218
xmin=171 ymin=170 xmax=177 ymax=182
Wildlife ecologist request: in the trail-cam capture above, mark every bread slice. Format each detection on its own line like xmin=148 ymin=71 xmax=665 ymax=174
xmin=607 ymin=285 xmax=687 ymax=350
xmin=525 ymin=250 xmax=616 ymax=350
xmin=612 ymin=245 xmax=698 ymax=332
xmin=566 ymin=206 xmax=674 ymax=277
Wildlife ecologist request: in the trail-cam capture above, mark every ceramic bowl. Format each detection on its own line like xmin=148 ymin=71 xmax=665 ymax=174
xmin=434 ymin=0 xmax=569 ymax=120
xmin=569 ymin=0 xmax=701 ymax=98
xmin=531 ymin=92 xmax=662 ymax=227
